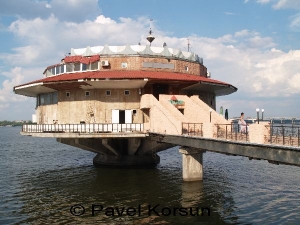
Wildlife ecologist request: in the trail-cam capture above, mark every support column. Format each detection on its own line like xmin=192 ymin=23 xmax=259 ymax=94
xmin=179 ymin=147 xmax=205 ymax=182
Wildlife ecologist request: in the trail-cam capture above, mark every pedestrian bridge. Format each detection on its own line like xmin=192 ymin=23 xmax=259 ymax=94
xmin=20 ymin=94 xmax=300 ymax=181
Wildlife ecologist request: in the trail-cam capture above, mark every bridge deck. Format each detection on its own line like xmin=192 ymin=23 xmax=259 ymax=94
xmin=149 ymin=133 xmax=300 ymax=167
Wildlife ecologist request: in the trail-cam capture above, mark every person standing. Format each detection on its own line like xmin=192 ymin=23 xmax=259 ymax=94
xmin=238 ymin=112 xmax=249 ymax=133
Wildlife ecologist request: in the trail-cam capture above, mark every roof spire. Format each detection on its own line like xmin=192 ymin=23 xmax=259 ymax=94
xmin=146 ymin=19 xmax=155 ymax=46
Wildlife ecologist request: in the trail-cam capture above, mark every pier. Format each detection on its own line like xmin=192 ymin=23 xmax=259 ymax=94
xmin=21 ymin=107 xmax=300 ymax=182
xmin=13 ymin=41 xmax=300 ymax=182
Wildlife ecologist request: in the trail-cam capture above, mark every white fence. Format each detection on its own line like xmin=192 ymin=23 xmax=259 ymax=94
xmin=22 ymin=123 xmax=144 ymax=133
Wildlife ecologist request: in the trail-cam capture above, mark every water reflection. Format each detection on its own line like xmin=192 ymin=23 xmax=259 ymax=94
xmin=2 ymin=128 xmax=300 ymax=225
xmin=14 ymin=150 xmax=238 ymax=224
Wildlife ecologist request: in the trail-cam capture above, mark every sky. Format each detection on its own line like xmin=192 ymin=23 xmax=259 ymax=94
xmin=0 ymin=0 xmax=300 ymax=120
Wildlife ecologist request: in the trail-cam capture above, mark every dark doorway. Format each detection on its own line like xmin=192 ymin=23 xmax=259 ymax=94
xmin=153 ymin=84 xmax=169 ymax=99
xmin=119 ymin=110 xmax=125 ymax=124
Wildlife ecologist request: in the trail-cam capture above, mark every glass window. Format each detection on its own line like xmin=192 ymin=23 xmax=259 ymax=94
xmin=106 ymin=90 xmax=111 ymax=96
xmin=60 ymin=65 xmax=65 ymax=73
xmin=124 ymin=90 xmax=130 ymax=96
xmin=51 ymin=67 xmax=55 ymax=75
xmin=74 ymin=63 xmax=80 ymax=71
xmin=40 ymin=95 xmax=45 ymax=105
xmin=55 ymin=66 xmax=60 ymax=74
xmin=66 ymin=92 xmax=70 ymax=97
xmin=90 ymin=62 xmax=99 ymax=70
xmin=85 ymin=91 xmax=90 ymax=96
xmin=121 ymin=62 xmax=128 ymax=68
xmin=66 ymin=63 xmax=74 ymax=72
xmin=82 ymin=64 xmax=88 ymax=71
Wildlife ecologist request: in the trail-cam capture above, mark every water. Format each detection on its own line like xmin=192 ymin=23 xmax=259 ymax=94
xmin=1 ymin=127 xmax=300 ymax=225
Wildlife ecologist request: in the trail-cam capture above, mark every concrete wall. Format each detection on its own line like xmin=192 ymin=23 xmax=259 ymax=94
xmin=99 ymin=55 xmax=207 ymax=76
xmin=249 ymin=122 xmax=270 ymax=144
xmin=140 ymin=94 xmax=184 ymax=135
xmin=189 ymin=95 xmax=228 ymax=124
xmin=36 ymin=88 xmax=143 ymax=124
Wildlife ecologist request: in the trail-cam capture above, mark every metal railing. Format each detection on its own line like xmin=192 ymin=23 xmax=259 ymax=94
xmin=22 ymin=123 xmax=144 ymax=133
xmin=214 ymin=123 xmax=249 ymax=142
xmin=182 ymin=123 xmax=203 ymax=136
xmin=265 ymin=124 xmax=300 ymax=147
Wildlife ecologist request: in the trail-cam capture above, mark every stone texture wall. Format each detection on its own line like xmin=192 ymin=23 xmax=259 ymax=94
xmin=249 ymin=122 xmax=269 ymax=144
xmin=99 ymin=55 xmax=207 ymax=76
xmin=36 ymin=88 xmax=144 ymax=124
xmin=189 ymin=95 xmax=228 ymax=124
xmin=140 ymin=94 xmax=184 ymax=135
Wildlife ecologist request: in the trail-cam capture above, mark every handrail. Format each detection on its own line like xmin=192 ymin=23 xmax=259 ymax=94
xmin=214 ymin=123 xmax=249 ymax=142
xmin=182 ymin=123 xmax=203 ymax=136
xmin=265 ymin=124 xmax=300 ymax=147
xmin=22 ymin=123 xmax=144 ymax=133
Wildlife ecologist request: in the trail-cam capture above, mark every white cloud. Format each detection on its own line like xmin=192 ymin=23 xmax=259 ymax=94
xmin=1 ymin=11 xmax=300 ymax=118
xmin=0 ymin=67 xmax=28 ymax=103
xmin=257 ymin=0 xmax=271 ymax=4
xmin=256 ymin=0 xmax=300 ymax=9
xmin=290 ymin=13 xmax=300 ymax=30
xmin=273 ymin=0 xmax=300 ymax=9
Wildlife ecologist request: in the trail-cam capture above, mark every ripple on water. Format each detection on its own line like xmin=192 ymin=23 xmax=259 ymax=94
xmin=1 ymin=127 xmax=300 ymax=224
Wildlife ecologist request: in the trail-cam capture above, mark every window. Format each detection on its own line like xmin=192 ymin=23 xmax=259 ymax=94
xmin=85 ymin=91 xmax=90 ymax=96
xmin=40 ymin=95 xmax=45 ymax=105
xmin=106 ymin=90 xmax=111 ymax=96
xmin=51 ymin=67 xmax=55 ymax=75
xmin=60 ymin=65 xmax=65 ymax=73
xmin=82 ymin=64 xmax=88 ymax=71
xmin=66 ymin=92 xmax=70 ymax=97
xmin=55 ymin=66 xmax=60 ymax=74
xmin=121 ymin=62 xmax=128 ymax=68
xmin=124 ymin=90 xmax=130 ymax=96
xmin=66 ymin=63 xmax=74 ymax=72
xmin=74 ymin=63 xmax=80 ymax=71
xmin=90 ymin=61 xmax=99 ymax=70
xmin=185 ymin=66 xmax=189 ymax=71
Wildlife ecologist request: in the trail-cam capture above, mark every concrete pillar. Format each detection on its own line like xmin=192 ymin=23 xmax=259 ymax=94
xmin=249 ymin=122 xmax=269 ymax=144
xmin=202 ymin=122 xmax=214 ymax=138
xmin=179 ymin=147 xmax=205 ymax=182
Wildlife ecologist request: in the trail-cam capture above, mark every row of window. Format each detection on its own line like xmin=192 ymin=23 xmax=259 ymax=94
xmin=45 ymin=61 xmax=190 ymax=77
xmin=66 ymin=90 xmax=131 ymax=97
xmin=36 ymin=92 xmax=58 ymax=107
xmin=45 ymin=62 xmax=100 ymax=77
xmin=36 ymin=90 xmax=132 ymax=107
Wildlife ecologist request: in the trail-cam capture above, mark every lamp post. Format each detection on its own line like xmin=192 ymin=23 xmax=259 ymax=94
xmin=256 ymin=108 xmax=260 ymax=124
xmin=261 ymin=109 xmax=264 ymax=121
xmin=210 ymin=109 xmax=213 ymax=122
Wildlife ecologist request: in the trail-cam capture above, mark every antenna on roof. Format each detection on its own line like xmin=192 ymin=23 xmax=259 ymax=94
xmin=187 ymin=38 xmax=190 ymax=52
xmin=146 ymin=19 xmax=155 ymax=46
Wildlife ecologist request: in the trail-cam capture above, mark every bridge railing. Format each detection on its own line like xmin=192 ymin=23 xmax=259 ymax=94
xmin=22 ymin=123 xmax=144 ymax=133
xmin=265 ymin=124 xmax=300 ymax=147
xmin=214 ymin=123 xmax=249 ymax=142
xmin=182 ymin=123 xmax=203 ymax=136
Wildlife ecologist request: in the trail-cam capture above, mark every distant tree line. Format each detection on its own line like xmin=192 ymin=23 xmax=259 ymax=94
xmin=0 ymin=120 xmax=33 ymax=127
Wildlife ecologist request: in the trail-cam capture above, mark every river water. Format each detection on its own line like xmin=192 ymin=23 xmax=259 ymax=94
xmin=0 ymin=127 xmax=300 ymax=225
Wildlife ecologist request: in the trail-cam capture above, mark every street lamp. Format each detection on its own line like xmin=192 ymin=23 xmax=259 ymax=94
xmin=256 ymin=108 xmax=260 ymax=124
xmin=261 ymin=109 xmax=264 ymax=121
xmin=210 ymin=109 xmax=213 ymax=122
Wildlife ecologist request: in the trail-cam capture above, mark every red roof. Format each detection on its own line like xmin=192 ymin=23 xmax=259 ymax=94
xmin=15 ymin=70 xmax=233 ymax=88
xmin=171 ymin=95 xmax=177 ymax=101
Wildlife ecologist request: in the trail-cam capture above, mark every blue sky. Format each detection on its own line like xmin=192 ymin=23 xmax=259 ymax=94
xmin=0 ymin=0 xmax=300 ymax=120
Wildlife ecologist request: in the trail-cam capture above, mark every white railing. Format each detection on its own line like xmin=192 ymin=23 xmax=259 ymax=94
xmin=22 ymin=123 xmax=144 ymax=133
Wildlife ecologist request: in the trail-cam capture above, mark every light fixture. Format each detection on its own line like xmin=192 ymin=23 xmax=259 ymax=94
xmin=256 ymin=108 xmax=260 ymax=124
xmin=261 ymin=109 xmax=264 ymax=121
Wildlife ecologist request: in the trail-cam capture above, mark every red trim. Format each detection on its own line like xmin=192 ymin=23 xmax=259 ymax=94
xmin=64 ymin=55 xmax=100 ymax=64
xmin=15 ymin=70 xmax=234 ymax=89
